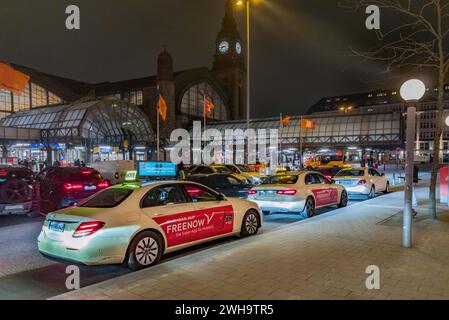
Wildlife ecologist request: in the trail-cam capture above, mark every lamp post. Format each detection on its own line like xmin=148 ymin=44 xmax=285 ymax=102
xmin=400 ymin=79 xmax=426 ymax=248
xmin=235 ymin=0 xmax=251 ymax=163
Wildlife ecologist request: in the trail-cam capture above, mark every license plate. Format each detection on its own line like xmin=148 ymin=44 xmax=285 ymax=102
xmin=49 ymin=221 xmax=65 ymax=233
xmin=84 ymin=185 xmax=97 ymax=191
xmin=5 ymin=204 xmax=24 ymax=210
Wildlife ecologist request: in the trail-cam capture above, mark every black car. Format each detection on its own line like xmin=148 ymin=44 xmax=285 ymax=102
xmin=187 ymin=173 xmax=253 ymax=199
xmin=36 ymin=167 xmax=110 ymax=213
xmin=188 ymin=165 xmax=233 ymax=175
xmin=0 ymin=165 xmax=36 ymax=215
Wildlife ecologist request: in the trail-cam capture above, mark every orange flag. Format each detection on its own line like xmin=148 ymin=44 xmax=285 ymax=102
xmin=301 ymin=118 xmax=316 ymax=129
xmin=282 ymin=115 xmax=291 ymax=127
xmin=157 ymin=94 xmax=168 ymax=122
xmin=204 ymin=98 xmax=215 ymax=116
xmin=0 ymin=63 xmax=30 ymax=95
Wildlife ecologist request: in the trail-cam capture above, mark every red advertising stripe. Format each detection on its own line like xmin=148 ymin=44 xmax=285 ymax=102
xmin=153 ymin=205 xmax=234 ymax=247
xmin=312 ymin=188 xmax=338 ymax=206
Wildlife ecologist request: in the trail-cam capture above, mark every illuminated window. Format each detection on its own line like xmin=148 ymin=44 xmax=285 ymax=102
xmin=13 ymin=84 xmax=31 ymax=111
xmin=0 ymin=89 xmax=12 ymax=113
xmin=31 ymin=83 xmax=48 ymax=108
xmin=48 ymin=91 xmax=63 ymax=105
xmin=130 ymin=91 xmax=143 ymax=106
xmin=181 ymin=82 xmax=228 ymax=121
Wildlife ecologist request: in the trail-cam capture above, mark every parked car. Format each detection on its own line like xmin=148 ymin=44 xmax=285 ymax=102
xmin=0 ymin=165 xmax=36 ymax=215
xmin=187 ymin=173 xmax=253 ymax=199
xmin=36 ymin=167 xmax=110 ymax=213
xmin=38 ymin=181 xmax=262 ymax=270
xmin=217 ymin=164 xmax=266 ymax=185
xmin=333 ymin=167 xmax=389 ymax=199
xmin=248 ymin=171 xmax=348 ymax=218
xmin=188 ymin=165 xmax=233 ymax=175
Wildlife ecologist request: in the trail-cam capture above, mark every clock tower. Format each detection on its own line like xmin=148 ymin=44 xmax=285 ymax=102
xmin=212 ymin=0 xmax=246 ymax=120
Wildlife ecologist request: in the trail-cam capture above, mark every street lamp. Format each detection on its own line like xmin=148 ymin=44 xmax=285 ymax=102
xmin=400 ymin=78 xmax=426 ymax=248
xmin=234 ymin=0 xmax=251 ymax=163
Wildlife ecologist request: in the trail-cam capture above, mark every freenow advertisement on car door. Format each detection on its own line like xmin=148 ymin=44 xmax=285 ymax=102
xmin=153 ymin=205 xmax=234 ymax=247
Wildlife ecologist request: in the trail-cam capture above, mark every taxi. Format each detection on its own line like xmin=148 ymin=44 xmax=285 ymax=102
xmin=38 ymin=181 xmax=262 ymax=270
xmin=248 ymin=171 xmax=348 ymax=218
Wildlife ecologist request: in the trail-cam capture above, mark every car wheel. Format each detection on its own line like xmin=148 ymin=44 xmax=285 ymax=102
xmin=302 ymin=197 xmax=316 ymax=218
xmin=384 ymin=182 xmax=390 ymax=194
xmin=367 ymin=186 xmax=376 ymax=199
xmin=127 ymin=231 xmax=163 ymax=271
xmin=240 ymin=210 xmax=260 ymax=237
xmin=338 ymin=190 xmax=348 ymax=208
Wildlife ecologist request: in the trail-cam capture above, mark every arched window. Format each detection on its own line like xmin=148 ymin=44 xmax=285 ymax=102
xmin=180 ymin=82 xmax=228 ymax=121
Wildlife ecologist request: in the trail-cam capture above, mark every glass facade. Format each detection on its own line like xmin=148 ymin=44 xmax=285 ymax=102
xmin=181 ymin=82 xmax=228 ymax=121
xmin=0 ymin=82 xmax=64 ymax=119
xmin=0 ymin=99 xmax=154 ymax=145
xmin=194 ymin=113 xmax=402 ymax=146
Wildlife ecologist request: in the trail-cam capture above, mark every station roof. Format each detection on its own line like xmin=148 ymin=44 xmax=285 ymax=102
xmin=0 ymin=99 xmax=154 ymax=145
xmin=194 ymin=112 xmax=402 ymax=147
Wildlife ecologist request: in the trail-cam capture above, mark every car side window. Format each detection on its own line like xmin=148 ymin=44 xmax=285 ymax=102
xmin=183 ymin=184 xmax=219 ymax=203
xmin=316 ymin=174 xmax=331 ymax=184
xmin=141 ymin=185 xmax=187 ymax=208
xmin=305 ymin=174 xmax=319 ymax=185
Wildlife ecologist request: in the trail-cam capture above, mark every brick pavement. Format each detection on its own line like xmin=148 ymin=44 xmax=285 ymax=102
xmin=52 ymin=186 xmax=449 ymax=300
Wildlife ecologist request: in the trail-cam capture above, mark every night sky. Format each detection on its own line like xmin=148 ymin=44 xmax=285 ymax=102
xmin=0 ymin=0 xmax=422 ymax=117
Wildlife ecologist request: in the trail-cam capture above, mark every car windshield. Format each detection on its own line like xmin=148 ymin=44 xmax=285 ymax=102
xmin=80 ymin=188 xmax=133 ymax=208
xmin=336 ymin=170 xmax=365 ymax=177
xmin=263 ymin=175 xmax=299 ymax=185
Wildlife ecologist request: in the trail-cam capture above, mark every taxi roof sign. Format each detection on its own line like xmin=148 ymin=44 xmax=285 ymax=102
xmin=124 ymin=170 xmax=138 ymax=182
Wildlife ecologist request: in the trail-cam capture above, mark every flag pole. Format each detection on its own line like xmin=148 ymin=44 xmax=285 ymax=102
xmin=300 ymin=115 xmax=304 ymax=168
xmin=157 ymin=112 xmax=160 ymax=162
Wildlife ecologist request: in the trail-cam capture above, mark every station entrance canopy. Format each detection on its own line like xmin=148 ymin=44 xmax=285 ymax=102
xmin=0 ymin=99 xmax=155 ymax=146
xmin=200 ymin=112 xmax=402 ymax=148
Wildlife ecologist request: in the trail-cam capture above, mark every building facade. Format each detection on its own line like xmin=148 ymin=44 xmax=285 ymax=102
xmin=0 ymin=0 xmax=247 ymax=164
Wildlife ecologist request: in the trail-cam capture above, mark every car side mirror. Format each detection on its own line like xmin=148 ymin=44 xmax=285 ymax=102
xmin=331 ymin=179 xmax=336 ymax=184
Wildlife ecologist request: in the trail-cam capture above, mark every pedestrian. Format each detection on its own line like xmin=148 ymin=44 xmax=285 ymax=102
xmin=80 ymin=160 xmax=86 ymax=167
xmin=74 ymin=159 xmax=81 ymax=167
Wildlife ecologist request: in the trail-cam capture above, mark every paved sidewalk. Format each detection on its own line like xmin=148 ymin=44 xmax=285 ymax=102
xmin=52 ymin=186 xmax=449 ymax=300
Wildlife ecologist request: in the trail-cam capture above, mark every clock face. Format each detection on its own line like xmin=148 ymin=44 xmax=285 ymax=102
xmin=218 ymin=41 xmax=229 ymax=53
xmin=236 ymin=42 xmax=242 ymax=54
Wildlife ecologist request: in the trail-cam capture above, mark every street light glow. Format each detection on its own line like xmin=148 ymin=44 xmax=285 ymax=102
xmin=400 ymin=79 xmax=426 ymax=102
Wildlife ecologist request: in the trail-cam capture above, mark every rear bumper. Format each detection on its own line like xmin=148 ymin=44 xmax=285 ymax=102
xmin=253 ymin=200 xmax=306 ymax=214
xmin=343 ymin=185 xmax=370 ymax=195
xmin=37 ymin=231 xmax=127 ymax=266
xmin=0 ymin=202 xmax=33 ymax=215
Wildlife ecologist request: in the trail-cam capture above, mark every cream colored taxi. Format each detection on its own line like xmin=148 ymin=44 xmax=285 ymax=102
xmin=38 ymin=181 xmax=262 ymax=270
xmin=248 ymin=171 xmax=348 ymax=218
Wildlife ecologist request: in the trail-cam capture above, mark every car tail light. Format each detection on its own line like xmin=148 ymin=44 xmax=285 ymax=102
xmin=277 ymin=189 xmax=297 ymax=196
xmin=248 ymin=190 xmax=257 ymax=195
xmin=0 ymin=170 xmax=7 ymax=177
xmin=64 ymin=183 xmax=84 ymax=191
xmin=81 ymin=170 xmax=93 ymax=175
xmin=358 ymin=179 xmax=367 ymax=185
xmin=73 ymin=221 xmax=105 ymax=238
xmin=325 ymin=175 xmax=332 ymax=180
xmin=97 ymin=181 xmax=110 ymax=189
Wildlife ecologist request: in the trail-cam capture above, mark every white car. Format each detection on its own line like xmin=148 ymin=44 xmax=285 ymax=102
xmin=38 ymin=181 xmax=262 ymax=270
xmin=248 ymin=171 xmax=348 ymax=218
xmin=333 ymin=168 xmax=390 ymax=199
